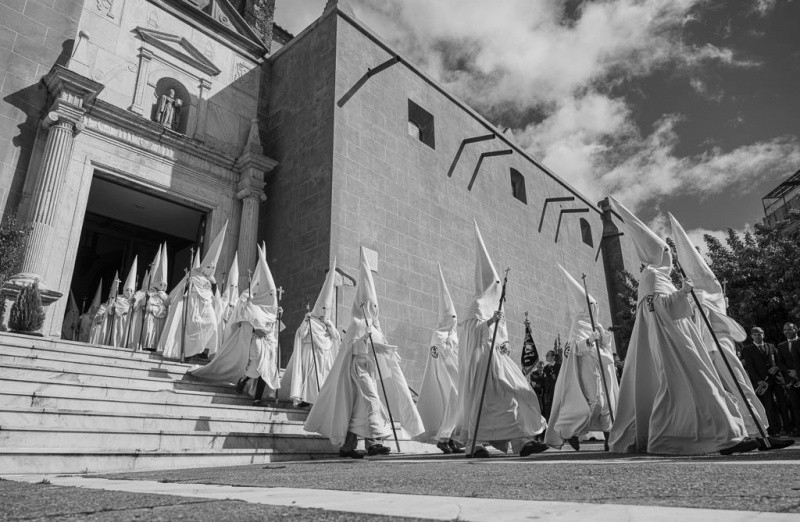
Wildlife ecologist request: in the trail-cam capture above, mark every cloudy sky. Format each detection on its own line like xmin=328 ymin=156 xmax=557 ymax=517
xmin=274 ymin=0 xmax=800 ymax=245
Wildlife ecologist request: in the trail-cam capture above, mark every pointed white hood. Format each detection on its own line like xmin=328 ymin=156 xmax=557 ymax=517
xmin=345 ymin=248 xmax=384 ymax=345
xmin=108 ymin=271 xmax=120 ymax=300
xmin=67 ymin=290 xmax=79 ymax=314
xmin=558 ymin=264 xmax=596 ymax=342
xmin=669 ymin=212 xmax=746 ymax=342
xmin=609 ymin=196 xmax=671 ymax=268
xmin=250 ymin=244 xmax=277 ymax=311
xmin=151 ymin=243 xmax=168 ymax=291
xmin=431 ymin=262 xmax=458 ymax=349
xmin=123 ymin=257 xmax=138 ymax=298
xmin=468 ymin=220 xmax=503 ymax=322
xmin=311 ymin=257 xmax=338 ymax=320
xmin=197 ymin=221 xmax=227 ymax=283
xmin=139 ymin=269 xmax=150 ymax=293
xmin=90 ymin=279 xmax=103 ymax=311
xmin=223 ymin=251 xmax=239 ymax=303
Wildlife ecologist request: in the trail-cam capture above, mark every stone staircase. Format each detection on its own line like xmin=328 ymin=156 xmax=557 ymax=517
xmin=0 ymin=332 xmax=434 ymax=474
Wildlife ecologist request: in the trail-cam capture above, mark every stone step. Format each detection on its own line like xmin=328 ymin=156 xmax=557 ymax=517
xmin=0 ymin=364 xmax=248 ymax=396
xmin=0 ymin=447 xmax=336 ymax=475
xmin=0 ymin=407 xmax=314 ymax=435
xmin=0 ymin=353 xmax=193 ymax=382
xmin=0 ymin=332 xmax=189 ymax=362
xmin=0 ymin=425 xmax=336 ymax=452
xmin=0 ymin=376 xmax=281 ymax=410
xmin=0 ymin=387 xmax=305 ymax=422
xmin=0 ymin=342 xmax=195 ymax=373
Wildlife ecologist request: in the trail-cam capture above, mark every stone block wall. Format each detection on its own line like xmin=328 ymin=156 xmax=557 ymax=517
xmin=260 ymin=13 xmax=338 ymax=361
xmin=0 ymin=0 xmax=82 ymax=215
xmin=329 ymin=14 xmax=617 ymax=388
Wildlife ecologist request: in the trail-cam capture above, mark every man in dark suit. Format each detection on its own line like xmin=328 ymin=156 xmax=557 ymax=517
xmin=741 ymin=326 xmax=783 ymax=435
xmin=776 ymin=322 xmax=800 ymax=435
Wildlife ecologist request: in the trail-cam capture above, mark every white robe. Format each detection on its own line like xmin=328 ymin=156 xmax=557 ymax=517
xmin=304 ymin=333 xmax=424 ymax=447
xmin=695 ymin=308 xmax=768 ymax=438
xmin=545 ymin=331 xmax=618 ymax=448
xmin=609 ymin=266 xmax=746 ymax=454
xmin=281 ymin=316 xmax=340 ymax=405
xmin=77 ymin=313 xmax=93 ymax=343
xmin=189 ymin=294 xmax=280 ymax=395
xmin=88 ymin=305 xmax=109 ymax=345
xmin=137 ymin=291 xmax=169 ymax=350
xmin=109 ymin=296 xmax=134 ymax=348
xmin=416 ymin=334 xmax=459 ymax=442
xmin=451 ymin=319 xmax=546 ymax=450
xmin=159 ymin=273 xmax=218 ymax=359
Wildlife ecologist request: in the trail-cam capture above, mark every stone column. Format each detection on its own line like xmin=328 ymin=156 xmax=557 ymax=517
xmin=234 ymin=119 xmax=277 ymax=287
xmin=17 ymin=112 xmax=83 ymax=285
xmin=4 ymin=66 xmax=103 ymax=309
xmin=129 ymin=47 xmax=154 ymax=116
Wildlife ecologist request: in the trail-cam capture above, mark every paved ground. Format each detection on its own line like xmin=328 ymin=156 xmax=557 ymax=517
xmin=3 ymin=442 xmax=800 ymax=520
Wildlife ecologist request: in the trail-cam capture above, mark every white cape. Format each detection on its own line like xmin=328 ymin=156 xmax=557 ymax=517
xmin=304 ymin=336 xmax=424 ymax=447
xmin=281 ymin=316 xmax=340 ymax=405
xmin=451 ymin=319 xmax=546 ymax=447
xmin=159 ymin=274 xmax=218 ymax=359
xmin=545 ymin=334 xmax=618 ymax=448
xmin=609 ymin=267 xmax=746 ymax=454
xmin=416 ymin=337 xmax=459 ymax=442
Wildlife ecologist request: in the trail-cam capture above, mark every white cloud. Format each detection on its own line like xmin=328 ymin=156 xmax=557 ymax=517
xmin=344 ymin=0 xmax=800 ymax=218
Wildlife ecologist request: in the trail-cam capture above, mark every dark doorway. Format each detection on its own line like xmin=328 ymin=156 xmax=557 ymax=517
xmin=69 ymin=176 xmax=206 ymax=310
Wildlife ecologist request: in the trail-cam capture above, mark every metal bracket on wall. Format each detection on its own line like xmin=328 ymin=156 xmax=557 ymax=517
xmin=538 ymin=196 xmax=574 ymax=233
xmin=468 ymin=149 xmax=513 ymax=191
xmin=446 ymin=133 xmax=496 ymax=178
xmin=555 ymin=208 xmax=589 ymax=243
xmin=337 ymin=56 xmax=401 ymax=107
xmin=595 ymin=231 xmax=624 ymax=262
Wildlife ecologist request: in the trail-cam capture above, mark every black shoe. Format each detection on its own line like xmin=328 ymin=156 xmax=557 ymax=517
xmin=520 ymin=440 xmax=549 ymax=457
xmin=338 ymin=449 xmax=364 ymax=459
xmin=448 ymin=439 xmax=465 ymax=454
xmin=604 ymin=441 xmax=610 ymax=452
xmin=436 ymin=440 xmax=453 ymax=454
xmin=720 ymin=438 xmax=759 ymax=455
xmin=758 ymin=437 xmax=795 ymax=451
xmin=297 ymin=401 xmax=311 ymax=408
xmin=567 ymin=436 xmax=580 ymax=451
xmin=466 ymin=446 xmax=490 ymax=458
xmin=235 ymin=377 xmax=248 ymax=395
xmin=367 ymin=444 xmax=391 ymax=456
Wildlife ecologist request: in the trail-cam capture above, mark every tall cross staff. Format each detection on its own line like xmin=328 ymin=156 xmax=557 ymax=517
xmin=469 ymin=268 xmax=510 ymax=457
xmin=306 ymin=301 xmax=322 ymax=393
xmin=275 ymin=286 xmax=284 ymax=406
xmin=674 ymin=260 xmax=771 ymax=448
xmin=581 ymin=273 xmax=615 ymax=424
xmin=360 ymin=301 xmax=401 ymax=453
xmin=180 ymin=246 xmax=194 ymax=363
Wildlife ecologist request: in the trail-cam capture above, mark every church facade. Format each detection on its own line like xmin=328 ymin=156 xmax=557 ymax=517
xmin=0 ymin=0 xmax=635 ymax=388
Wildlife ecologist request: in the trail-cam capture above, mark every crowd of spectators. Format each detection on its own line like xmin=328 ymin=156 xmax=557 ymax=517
xmin=739 ymin=322 xmax=800 ymax=437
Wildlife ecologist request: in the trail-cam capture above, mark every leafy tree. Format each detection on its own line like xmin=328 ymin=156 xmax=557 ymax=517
xmin=8 ymin=281 xmax=45 ymax=334
xmin=703 ymin=209 xmax=800 ymax=342
xmin=0 ymin=215 xmax=30 ymax=331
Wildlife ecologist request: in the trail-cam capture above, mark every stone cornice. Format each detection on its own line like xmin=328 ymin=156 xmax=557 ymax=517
xmin=42 ymin=65 xmax=104 ymax=125
xmin=86 ymin=99 xmax=242 ymax=175
xmin=235 ymin=149 xmax=278 ymax=175
xmin=135 ymin=27 xmax=222 ymax=77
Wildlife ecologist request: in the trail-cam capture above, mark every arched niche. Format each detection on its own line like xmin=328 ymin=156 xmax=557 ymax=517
xmin=150 ymin=77 xmax=191 ymax=134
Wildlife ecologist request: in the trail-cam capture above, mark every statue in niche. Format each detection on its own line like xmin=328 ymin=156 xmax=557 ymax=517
xmin=155 ymin=88 xmax=183 ymax=131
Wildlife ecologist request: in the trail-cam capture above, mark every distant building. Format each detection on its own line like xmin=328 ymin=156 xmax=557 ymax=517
xmin=763 ymin=169 xmax=800 ymax=233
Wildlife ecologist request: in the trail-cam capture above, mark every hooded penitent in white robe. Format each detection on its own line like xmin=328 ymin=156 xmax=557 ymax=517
xmin=416 ymin=262 xmax=460 ymax=442
xmin=281 ymin=257 xmax=341 ymax=405
xmin=608 ymin=197 xmax=745 ymax=455
xmin=217 ymin=252 xmax=240 ymax=346
xmin=450 ymin=221 xmax=546 ymax=452
xmin=189 ymin=244 xmax=281 ymax=395
xmin=127 ymin=268 xmax=149 ymax=349
xmin=669 ymin=212 xmax=767 ymax=438
xmin=79 ymin=281 xmax=102 ymax=343
xmin=62 ymin=291 xmax=80 ymax=341
xmin=304 ymin=249 xmax=424 ymax=447
xmin=159 ymin=223 xmax=226 ymax=359
xmin=545 ymin=265 xmax=619 ymax=448
xmin=138 ymin=244 xmax=170 ymax=350
xmin=89 ymin=276 xmax=115 ymax=345
xmin=109 ymin=257 xmax=138 ymax=348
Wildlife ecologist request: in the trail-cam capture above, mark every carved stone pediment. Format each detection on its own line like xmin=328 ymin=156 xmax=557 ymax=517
xmin=134 ymin=27 xmax=221 ymax=76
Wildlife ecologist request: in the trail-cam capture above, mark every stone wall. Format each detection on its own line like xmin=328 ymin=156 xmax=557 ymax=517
xmin=329 ymin=13 xmax=618 ymax=388
xmin=260 ymin=13 xmax=337 ymax=362
xmin=0 ymin=0 xmax=82 ymax=215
